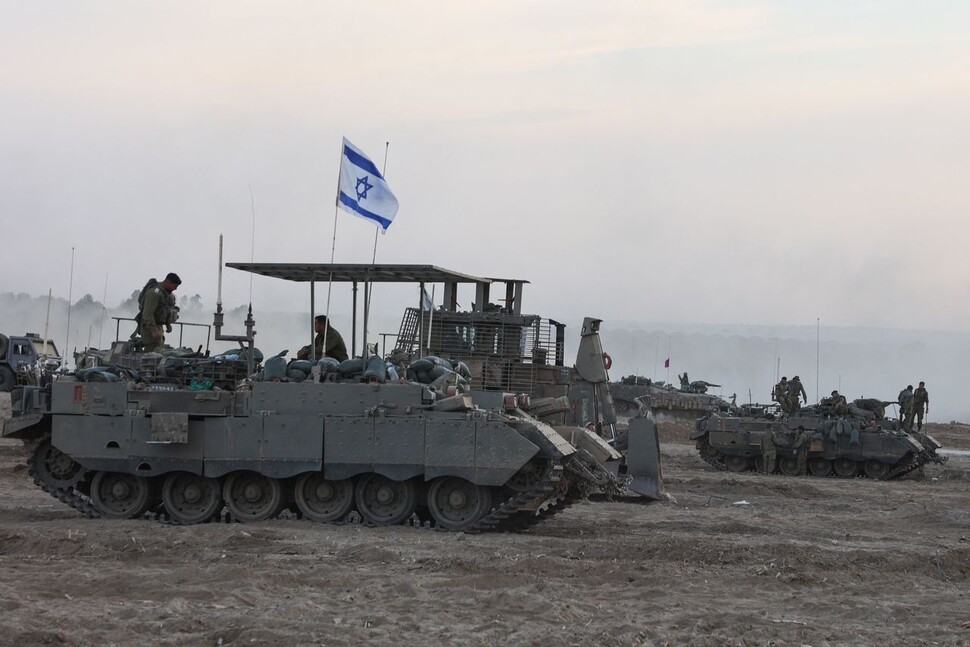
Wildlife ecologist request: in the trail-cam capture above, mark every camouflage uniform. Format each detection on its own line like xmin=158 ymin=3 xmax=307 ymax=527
xmin=138 ymin=284 xmax=177 ymax=353
xmin=912 ymin=383 xmax=929 ymax=431
xmin=795 ymin=428 xmax=812 ymax=475
xmin=786 ymin=376 xmax=808 ymax=415
xmin=829 ymin=391 xmax=849 ymax=415
xmin=773 ymin=378 xmax=791 ymax=414
xmin=761 ymin=430 xmax=777 ymax=474
xmin=898 ymin=386 xmax=915 ymax=431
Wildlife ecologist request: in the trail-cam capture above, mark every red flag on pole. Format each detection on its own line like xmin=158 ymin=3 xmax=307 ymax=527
xmin=664 ymin=358 xmax=670 ymax=368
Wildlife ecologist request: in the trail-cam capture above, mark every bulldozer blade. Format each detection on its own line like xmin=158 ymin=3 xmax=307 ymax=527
xmin=625 ymin=416 xmax=665 ymax=500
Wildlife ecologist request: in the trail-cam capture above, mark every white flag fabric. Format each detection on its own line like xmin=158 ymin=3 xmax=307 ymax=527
xmin=421 ymin=287 xmax=434 ymax=311
xmin=336 ymin=137 xmax=399 ymax=231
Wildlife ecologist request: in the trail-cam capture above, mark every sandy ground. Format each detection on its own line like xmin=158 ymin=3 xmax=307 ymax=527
xmin=0 ymin=406 xmax=968 ymax=646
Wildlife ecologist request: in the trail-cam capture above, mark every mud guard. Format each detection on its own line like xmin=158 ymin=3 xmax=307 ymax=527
xmin=625 ymin=417 xmax=664 ymax=500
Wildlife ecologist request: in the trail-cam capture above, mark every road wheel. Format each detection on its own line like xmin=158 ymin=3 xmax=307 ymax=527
xmin=162 ymin=472 xmax=223 ymax=524
xmin=427 ymin=477 xmax=493 ymax=531
xmin=832 ymin=458 xmax=859 ymax=478
xmin=355 ymin=474 xmax=418 ymax=525
xmin=779 ymin=458 xmax=801 ymax=476
xmin=863 ymin=460 xmax=890 ymax=479
xmin=724 ymin=455 xmax=750 ymax=473
xmin=91 ymin=471 xmax=153 ymax=519
xmin=293 ymin=473 xmax=355 ymax=522
xmin=808 ymin=458 xmax=832 ymax=477
xmin=223 ymin=471 xmax=286 ymax=522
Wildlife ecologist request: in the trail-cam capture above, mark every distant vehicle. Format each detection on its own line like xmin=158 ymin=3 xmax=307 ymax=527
xmin=0 ymin=333 xmax=61 ymax=392
xmin=610 ymin=375 xmax=733 ymax=424
xmin=692 ymin=397 xmax=946 ymax=480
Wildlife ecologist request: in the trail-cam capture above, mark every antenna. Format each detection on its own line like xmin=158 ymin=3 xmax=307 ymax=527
xmin=815 ymin=317 xmax=820 ymax=403
xmin=248 ymin=185 xmax=256 ymax=304
xmin=65 ymin=247 xmax=75 ymax=367
xmin=98 ymin=274 xmax=108 ymax=348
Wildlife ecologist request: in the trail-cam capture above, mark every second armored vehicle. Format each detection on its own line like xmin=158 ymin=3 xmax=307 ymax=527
xmin=693 ymin=400 xmax=945 ymax=480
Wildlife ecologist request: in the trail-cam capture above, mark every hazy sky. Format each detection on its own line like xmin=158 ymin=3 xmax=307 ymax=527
xmin=3 ymin=1 xmax=969 ymax=333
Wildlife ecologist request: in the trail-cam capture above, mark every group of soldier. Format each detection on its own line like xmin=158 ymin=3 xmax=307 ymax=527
xmin=771 ymin=373 xmax=930 ymax=430
xmin=771 ymin=375 xmax=808 ymax=415
xmin=897 ymin=382 xmax=930 ymax=432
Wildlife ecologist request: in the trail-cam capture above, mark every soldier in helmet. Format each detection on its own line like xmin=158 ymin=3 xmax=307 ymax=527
xmin=829 ymin=390 xmax=849 ymax=415
xmin=772 ymin=377 xmax=791 ymax=414
xmin=137 ymin=272 xmax=181 ymax=353
xmin=761 ymin=430 xmax=777 ymax=474
xmin=912 ymin=381 xmax=929 ymax=431
xmin=786 ymin=375 xmax=808 ymax=415
xmin=897 ymin=385 xmax=914 ymax=430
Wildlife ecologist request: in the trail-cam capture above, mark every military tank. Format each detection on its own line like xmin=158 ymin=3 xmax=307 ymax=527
xmin=692 ymin=399 xmax=946 ymax=480
xmin=610 ymin=374 xmax=733 ymax=424
xmin=1 ymin=260 xmax=636 ymax=531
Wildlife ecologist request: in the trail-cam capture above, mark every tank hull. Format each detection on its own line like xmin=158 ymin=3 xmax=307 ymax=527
xmin=6 ymin=380 xmax=614 ymax=531
xmin=693 ymin=411 xmax=946 ymax=480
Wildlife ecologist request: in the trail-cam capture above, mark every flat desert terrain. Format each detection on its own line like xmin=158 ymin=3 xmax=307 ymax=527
xmin=1 ymin=394 xmax=968 ymax=646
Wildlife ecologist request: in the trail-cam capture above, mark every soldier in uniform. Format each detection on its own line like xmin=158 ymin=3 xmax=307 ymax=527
xmin=761 ymin=430 xmax=777 ymax=474
xmin=912 ymin=381 xmax=929 ymax=431
xmin=137 ymin=273 xmax=181 ymax=353
xmin=794 ymin=425 xmax=811 ymax=475
xmin=772 ymin=377 xmax=791 ymax=414
xmin=897 ymin=385 xmax=914 ymax=429
xmin=829 ymin=390 xmax=849 ymax=415
xmin=297 ymin=315 xmax=349 ymax=362
xmin=786 ymin=375 xmax=808 ymax=415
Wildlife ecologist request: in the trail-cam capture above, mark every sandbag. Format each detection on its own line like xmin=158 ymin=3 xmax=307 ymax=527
xmin=361 ymin=355 xmax=387 ymax=383
xmin=263 ymin=351 xmax=289 ymax=381
xmin=288 ymin=359 xmax=314 ymax=374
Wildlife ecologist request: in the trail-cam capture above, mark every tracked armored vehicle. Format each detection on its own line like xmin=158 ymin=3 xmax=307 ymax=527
xmin=693 ymin=400 xmax=946 ymax=480
xmin=3 ymin=261 xmax=650 ymax=531
xmin=610 ymin=375 xmax=733 ymax=424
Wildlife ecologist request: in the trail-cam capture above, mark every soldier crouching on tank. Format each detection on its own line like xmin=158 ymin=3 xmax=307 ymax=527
xmin=137 ymin=272 xmax=181 ymax=353
xmin=297 ymin=315 xmax=349 ymax=362
xmin=829 ymin=390 xmax=849 ymax=415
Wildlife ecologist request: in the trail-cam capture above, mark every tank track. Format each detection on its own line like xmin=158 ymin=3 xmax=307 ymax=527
xmin=20 ymin=434 xmax=584 ymax=532
xmin=695 ymin=438 xmax=727 ymax=470
xmin=23 ymin=436 xmax=102 ymax=520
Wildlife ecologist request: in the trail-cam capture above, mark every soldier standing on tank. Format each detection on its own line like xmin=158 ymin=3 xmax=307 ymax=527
xmin=773 ymin=377 xmax=791 ymax=414
xmin=912 ymin=381 xmax=929 ymax=431
xmin=898 ymin=385 xmax=914 ymax=430
xmin=138 ymin=273 xmax=181 ymax=353
xmin=786 ymin=375 xmax=808 ymax=415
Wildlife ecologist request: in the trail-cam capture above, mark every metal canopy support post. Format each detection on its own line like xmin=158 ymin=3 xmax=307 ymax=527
xmin=475 ymin=282 xmax=489 ymax=312
xmin=362 ymin=281 xmax=370 ymax=359
xmin=310 ymin=280 xmax=316 ymax=360
xmin=418 ymin=282 xmax=426 ymax=358
xmin=443 ymin=281 xmax=458 ymax=312
xmin=352 ymin=280 xmax=358 ymax=357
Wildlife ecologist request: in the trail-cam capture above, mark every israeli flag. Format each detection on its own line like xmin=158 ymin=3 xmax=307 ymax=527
xmin=336 ymin=137 xmax=399 ymax=231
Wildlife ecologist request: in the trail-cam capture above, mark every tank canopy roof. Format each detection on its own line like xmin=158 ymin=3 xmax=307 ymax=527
xmin=227 ymin=263 xmax=527 ymax=287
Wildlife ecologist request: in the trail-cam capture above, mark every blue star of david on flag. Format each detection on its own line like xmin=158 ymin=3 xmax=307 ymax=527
xmin=355 ymin=175 xmax=374 ymax=201
xmin=337 ymin=137 xmax=399 ymax=231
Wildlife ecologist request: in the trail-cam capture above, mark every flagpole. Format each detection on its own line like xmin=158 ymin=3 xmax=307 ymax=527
xmin=323 ymin=140 xmax=345 ymax=359
xmin=362 ymin=142 xmax=390 ymax=359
